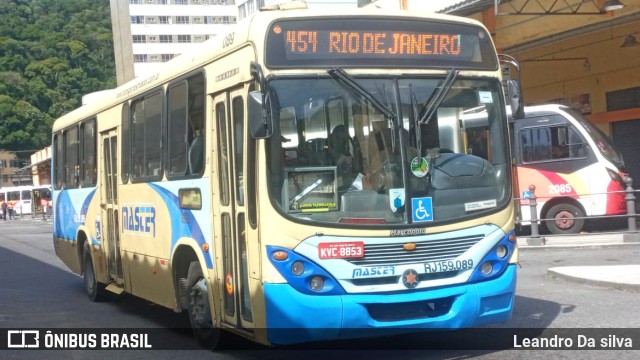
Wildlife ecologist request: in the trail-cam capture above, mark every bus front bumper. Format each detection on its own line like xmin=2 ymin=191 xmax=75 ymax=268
xmin=263 ymin=264 xmax=516 ymax=345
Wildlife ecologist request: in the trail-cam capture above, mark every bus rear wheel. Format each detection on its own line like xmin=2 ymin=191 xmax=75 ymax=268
xmin=545 ymin=203 xmax=585 ymax=235
xmin=187 ymin=261 xmax=221 ymax=349
xmin=83 ymin=243 xmax=106 ymax=302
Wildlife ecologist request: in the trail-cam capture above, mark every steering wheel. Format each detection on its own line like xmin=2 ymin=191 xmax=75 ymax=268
xmin=368 ymin=161 xmax=395 ymax=193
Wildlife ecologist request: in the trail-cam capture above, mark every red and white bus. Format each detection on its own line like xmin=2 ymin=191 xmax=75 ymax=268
xmin=0 ymin=185 xmax=34 ymax=216
xmin=464 ymin=104 xmax=626 ymax=234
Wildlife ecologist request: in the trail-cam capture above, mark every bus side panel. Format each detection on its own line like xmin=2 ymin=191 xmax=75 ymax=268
xmin=516 ymin=163 xmax=617 ymax=222
xmin=119 ymin=181 xmax=213 ymax=309
xmin=52 ymin=188 xmax=100 ymax=275
xmin=53 ymin=238 xmax=81 ymax=275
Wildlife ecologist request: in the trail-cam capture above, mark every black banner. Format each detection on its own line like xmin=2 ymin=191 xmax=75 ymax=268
xmin=2 ymin=328 xmax=639 ymax=350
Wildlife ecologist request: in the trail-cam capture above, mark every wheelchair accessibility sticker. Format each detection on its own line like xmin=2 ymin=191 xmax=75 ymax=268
xmin=412 ymin=197 xmax=433 ymax=222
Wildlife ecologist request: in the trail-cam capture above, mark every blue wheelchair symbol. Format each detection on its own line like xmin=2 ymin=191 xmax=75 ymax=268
xmin=412 ymin=197 xmax=433 ymax=222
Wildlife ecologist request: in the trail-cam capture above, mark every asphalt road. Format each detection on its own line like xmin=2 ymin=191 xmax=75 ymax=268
xmin=1 ymin=217 xmax=639 ymax=359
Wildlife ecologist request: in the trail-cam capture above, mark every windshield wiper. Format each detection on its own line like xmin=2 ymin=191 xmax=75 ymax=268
xmin=419 ymin=69 xmax=459 ymax=125
xmin=327 ymin=68 xmax=396 ymax=120
xmin=409 ymin=84 xmax=423 ymax=156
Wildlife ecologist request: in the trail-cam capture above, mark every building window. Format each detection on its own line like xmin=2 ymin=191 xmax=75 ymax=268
xmin=606 ymin=86 xmax=640 ymax=112
xmin=222 ymin=16 xmax=236 ymax=24
xmin=176 ymin=16 xmax=190 ymax=24
xmin=129 ymin=0 xmax=144 ymax=4
xmin=157 ymin=0 xmax=167 ymax=4
xmin=161 ymin=54 xmax=176 ymax=61
xmin=177 ymin=35 xmax=191 ymax=43
xmin=134 ymin=54 xmax=148 ymax=63
xmin=175 ymin=0 xmax=188 ymax=4
xmin=159 ymin=16 xmax=170 ymax=24
xmin=159 ymin=35 xmax=172 ymax=43
xmin=131 ymin=16 xmax=145 ymax=24
xmin=133 ymin=35 xmax=146 ymax=43
xmin=145 ymin=17 xmax=157 ymax=24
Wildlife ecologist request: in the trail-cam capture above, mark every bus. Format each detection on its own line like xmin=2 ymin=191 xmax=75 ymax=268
xmin=31 ymin=185 xmax=52 ymax=216
xmin=0 ymin=185 xmax=35 ymax=216
xmin=52 ymin=4 xmax=521 ymax=347
xmin=463 ymin=104 xmax=627 ymax=234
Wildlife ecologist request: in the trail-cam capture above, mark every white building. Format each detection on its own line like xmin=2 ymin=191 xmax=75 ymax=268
xmin=111 ymin=0 xmax=361 ymax=83
xmin=111 ymin=0 xmax=239 ymax=82
xmin=236 ymin=0 xmax=360 ymax=21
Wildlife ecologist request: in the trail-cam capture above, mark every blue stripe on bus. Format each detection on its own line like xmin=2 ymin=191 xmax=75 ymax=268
xmin=54 ymin=188 xmax=96 ymax=240
xmin=263 ymin=264 xmax=516 ymax=345
xmin=147 ymin=183 xmax=213 ymax=269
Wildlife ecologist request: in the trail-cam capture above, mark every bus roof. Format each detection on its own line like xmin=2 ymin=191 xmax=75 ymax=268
xmin=52 ymin=8 xmax=491 ymax=132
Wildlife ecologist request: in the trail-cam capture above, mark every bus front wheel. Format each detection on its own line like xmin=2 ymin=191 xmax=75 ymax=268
xmin=545 ymin=203 xmax=585 ymax=235
xmin=187 ymin=261 xmax=221 ymax=349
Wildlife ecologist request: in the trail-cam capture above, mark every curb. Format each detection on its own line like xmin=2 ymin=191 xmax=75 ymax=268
xmin=547 ymin=266 xmax=640 ymax=293
xmin=519 ymin=242 xmax=640 ymax=249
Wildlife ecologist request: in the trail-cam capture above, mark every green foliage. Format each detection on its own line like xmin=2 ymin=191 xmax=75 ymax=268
xmin=0 ymin=0 xmax=116 ymax=152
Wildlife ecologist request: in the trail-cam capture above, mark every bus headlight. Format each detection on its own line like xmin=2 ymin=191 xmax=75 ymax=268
xmin=267 ymin=246 xmax=345 ymax=295
xmin=496 ymin=245 xmax=508 ymax=258
xmin=310 ymin=276 xmax=325 ymax=291
xmin=480 ymin=261 xmax=493 ymax=275
xmin=291 ymin=261 xmax=305 ymax=276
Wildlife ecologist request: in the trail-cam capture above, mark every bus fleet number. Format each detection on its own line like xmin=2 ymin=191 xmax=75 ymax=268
xmin=223 ymin=32 xmax=235 ymax=48
xmin=548 ymin=184 xmax=573 ymax=195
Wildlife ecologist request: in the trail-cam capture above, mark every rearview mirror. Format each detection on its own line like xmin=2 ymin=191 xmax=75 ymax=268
xmin=248 ymin=91 xmax=273 ymax=139
xmin=508 ymin=80 xmax=524 ymax=120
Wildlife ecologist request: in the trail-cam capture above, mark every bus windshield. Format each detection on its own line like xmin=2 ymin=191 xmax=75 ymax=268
xmin=267 ymin=74 xmax=510 ymax=226
xmin=565 ymin=107 xmax=625 ymax=170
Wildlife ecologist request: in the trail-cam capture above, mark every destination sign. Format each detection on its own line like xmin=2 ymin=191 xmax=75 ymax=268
xmin=266 ymin=18 xmax=498 ymax=69
xmin=285 ymin=30 xmax=463 ymax=57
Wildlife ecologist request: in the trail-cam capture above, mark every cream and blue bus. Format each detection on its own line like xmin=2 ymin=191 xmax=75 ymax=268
xmin=53 ymin=3 xmax=521 ymax=348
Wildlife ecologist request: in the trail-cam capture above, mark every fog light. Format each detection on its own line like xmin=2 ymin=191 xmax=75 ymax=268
xmin=310 ymin=276 xmax=325 ymax=291
xmin=480 ymin=261 xmax=493 ymax=275
xmin=496 ymin=245 xmax=508 ymax=258
xmin=291 ymin=261 xmax=304 ymax=276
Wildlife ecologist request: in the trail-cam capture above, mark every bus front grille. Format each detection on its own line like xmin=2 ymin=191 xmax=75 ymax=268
xmin=348 ymin=234 xmax=484 ymax=267
xmin=365 ymin=296 xmax=455 ymax=322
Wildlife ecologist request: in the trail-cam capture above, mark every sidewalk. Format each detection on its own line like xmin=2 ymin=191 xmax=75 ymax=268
xmin=518 ymin=232 xmax=640 ymax=292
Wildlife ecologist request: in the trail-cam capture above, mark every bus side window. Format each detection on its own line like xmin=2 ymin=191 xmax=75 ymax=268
xmin=187 ymin=74 xmax=205 ymax=175
xmin=568 ymin=127 xmax=589 ymax=158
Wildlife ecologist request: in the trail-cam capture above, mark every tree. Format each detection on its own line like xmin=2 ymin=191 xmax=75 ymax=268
xmin=0 ymin=0 xmax=115 ymax=152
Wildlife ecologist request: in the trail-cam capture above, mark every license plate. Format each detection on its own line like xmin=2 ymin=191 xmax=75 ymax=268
xmin=318 ymin=242 xmax=364 ymax=259
xmin=424 ymin=259 xmax=474 ymax=273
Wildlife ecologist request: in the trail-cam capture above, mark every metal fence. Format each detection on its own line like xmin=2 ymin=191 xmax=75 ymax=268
xmin=518 ymin=175 xmax=640 ymax=245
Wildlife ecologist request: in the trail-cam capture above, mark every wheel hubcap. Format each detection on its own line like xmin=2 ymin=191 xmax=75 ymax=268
xmin=555 ymin=210 xmax=575 ymax=230
xmin=84 ymin=262 xmax=94 ymax=293
xmin=190 ymin=278 xmax=212 ymax=327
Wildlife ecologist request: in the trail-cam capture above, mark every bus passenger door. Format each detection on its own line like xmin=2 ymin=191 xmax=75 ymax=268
xmin=212 ymin=89 xmax=253 ymax=331
xmin=100 ymin=129 xmax=123 ymax=285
